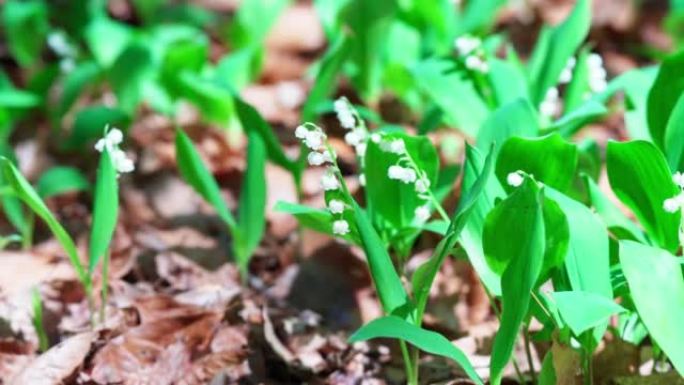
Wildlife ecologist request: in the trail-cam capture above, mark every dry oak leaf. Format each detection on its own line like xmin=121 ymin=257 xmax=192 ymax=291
xmin=8 ymin=332 xmax=95 ymax=385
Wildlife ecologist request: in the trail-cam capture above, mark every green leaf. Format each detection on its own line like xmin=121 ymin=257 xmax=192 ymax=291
xmin=302 ymin=35 xmax=352 ymax=121
xmin=550 ymin=291 xmax=625 ymax=337
xmin=487 ymin=57 xmax=530 ymax=107
xmin=612 ymin=66 xmax=657 ymax=141
xmin=538 ymin=198 xmax=569 ymax=281
xmin=412 ymin=59 xmax=489 ymax=137
xmin=460 ymin=145 xmax=504 ymax=295
xmin=0 ymin=158 xmax=87 ymax=286
xmin=412 ymin=144 xmax=493 ymax=319
xmin=88 ymin=149 xmax=118 ymax=273
xmin=36 ymin=167 xmax=90 ymax=198
xmin=457 ymin=0 xmax=505 ymax=35
xmin=349 ymin=316 xmax=483 ymax=385
xmin=545 ymin=188 xmax=613 ymax=344
xmin=84 ymin=16 xmax=133 ymax=68
xmin=58 ymin=61 xmax=101 ymax=117
xmin=351 ymin=200 xmax=410 ymax=315
xmin=606 ymin=140 xmax=680 ymax=252
xmin=496 ymin=133 xmax=578 ymax=193
xmin=664 ymin=93 xmax=684 ymax=172
xmin=484 ymin=177 xmax=545 ymax=385
xmin=234 ymin=97 xmax=300 ymax=177
xmin=342 ymin=0 xmax=398 ymax=101
xmin=529 ymin=0 xmax=590 ymax=104
xmin=235 ymin=130 xmax=267 ymax=271
xmin=2 ymin=0 xmax=49 ymax=67
xmin=476 ymin=98 xmax=538 ymax=155
xmin=562 ymin=47 xmax=590 ymax=112
xmin=583 ymin=175 xmax=647 ymax=242
xmin=175 ymin=73 xmax=235 ymax=123
xmin=646 ymin=51 xmax=684 ymax=150
xmin=548 ymin=100 xmax=608 ymax=137
xmin=619 ymin=240 xmax=684 ymax=374
xmin=0 ymin=88 xmax=41 ymax=109
xmin=275 ymin=200 xmax=339 ymax=234
xmin=109 ymin=43 xmax=155 ymax=114
xmin=175 ymin=129 xmax=236 ymax=230
xmin=231 ymin=0 xmax=291 ymax=49
xmin=364 ymin=132 xmax=439 ymax=231
xmin=65 ymin=106 xmax=130 ymax=150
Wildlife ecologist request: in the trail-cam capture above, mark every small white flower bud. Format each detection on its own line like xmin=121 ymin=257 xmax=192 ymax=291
xmin=664 ymin=197 xmax=680 ymax=213
xmin=303 ymin=131 xmax=325 ymax=150
xmin=388 ymin=165 xmax=417 ymax=184
xmin=415 ymin=205 xmax=431 ymax=223
xmin=332 ymin=220 xmax=350 ymax=235
xmin=674 ymin=172 xmax=684 ymax=189
xmin=307 ymin=152 xmax=326 ymax=166
xmin=295 ymin=125 xmax=308 ymax=139
xmin=370 ymin=133 xmax=381 ymax=143
xmin=507 ymin=171 xmax=524 ymax=187
xmin=415 ymin=178 xmax=430 ymax=194
xmin=328 ymin=199 xmax=345 ymax=214
xmin=344 ymin=130 xmax=365 ymax=147
xmin=321 ymin=171 xmax=340 ymax=191
xmin=334 ymin=98 xmax=356 ymax=130
xmin=359 ymin=173 xmax=366 ymax=186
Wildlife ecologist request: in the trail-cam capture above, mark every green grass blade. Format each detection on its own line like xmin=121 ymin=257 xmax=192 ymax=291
xmin=88 ymin=149 xmax=118 ymax=274
xmin=236 ymin=129 xmax=267 ymax=271
xmin=175 ymin=129 xmax=236 ymax=230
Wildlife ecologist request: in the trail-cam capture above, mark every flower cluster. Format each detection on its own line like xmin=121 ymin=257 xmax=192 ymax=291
xmin=587 ymin=53 xmax=607 ymax=94
xmin=454 ymin=35 xmax=489 ymax=74
xmin=294 ymin=123 xmax=351 ymax=236
xmin=663 ymin=172 xmax=684 ymax=213
xmin=335 ymin=97 xmax=369 ymax=158
xmin=381 ymin=137 xmax=433 ymax=224
xmin=94 ymin=127 xmax=135 ymax=174
xmin=559 ymin=57 xmax=577 ymax=84
xmin=539 ymin=87 xmax=561 ymax=119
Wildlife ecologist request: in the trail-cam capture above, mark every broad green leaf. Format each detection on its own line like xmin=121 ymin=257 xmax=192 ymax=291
xmin=550 ymin=291 xmax=625 ymax=337
xmin=529 ymin=0 xmax=590 ymax=104
xmin=412 ymin=144 xmax=493 ymax=320
xmin=313 ymin=0 xmax=350 ymax=37
xmin=58 ymin=61 xmax=101 ymax=117
xmin=486 ymin=177 xmax=545 ymax=385
xmin=351 ymin=200 xmax=410 ymax=315
xmin=235 ymin=130 xmax=267 ymax=271
xmin=548 ymin=100 xmax=607 ymax=137
xmin=538 ymin=351 xmax=556 ymax=385
xmin=231 ymin=0 xmax=290 ymax=49
xmin=349 ymin=316 xmax=483 ymax=385
xmin=538 ymin=198 xmax=569 ymax=281
xmin=460 ymin=145 xmax=504 ymax=295
xmin=476 ymin=98 xmax=538 ymax=154
xmin=614 ymin=67 xmax=657 ymax=141
xmin=36 ymin=167 xmax=90 ymax=198
xmin=88 ymin=149 xmax=118 ymax=273
xmin=0 ymin=158 xmax=87 ymax=286
xmin=583 ymin=175 xmax=647 ymax=242
xmin=562 ymin=47 xmax=590 ymax=113
xmin=0 ymin=89 xmax=40 ymax=109
xmin=646 ymin=51 xmax=684 ymax=150
xmin=302 ymin=36 xmax=350 ymax=121
xmin=65 ymin=106 xmax=130 ymax=150
xmin=342 ymin=0 xmax=398 ymax=101
xmin=2 ymin=0 xmax=49 ymax=67
xmin=412 ymin=59 xmax=489 ymax=137
xmin=175 ymin=129 xmax=236 ymax=230
xmin=619 ymin=241 xmax=684 ymax=374
xmin=487 ymin=57 xmax=530 ymax=107
xmin=606 ymin=140 xmax=680 ymax=252
xmin=364 ymin=132 xmax=439 ymax=231
xmin=175 ymin=72 xmax=235 ymax=123
xmin=84 ymin=16 xmax=133 ymax=68
xmin=457 ymin=0 xmax=505 ymax=35
xmin=664 ymin=93 xmax=684 ymax=171
xmin=214 ymin=48 xmax=259 ymax=92
xmin=496 ymin=133 xmax=578 ymax=193
xmin=545 ymin=188 xmax=613 ymax=342
xmin=110 ymin=43 xmax=155 ymax=114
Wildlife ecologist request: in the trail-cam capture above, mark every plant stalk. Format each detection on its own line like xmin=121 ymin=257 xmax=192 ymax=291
xmin=523 ymin=328 xmax=537 ymax=385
